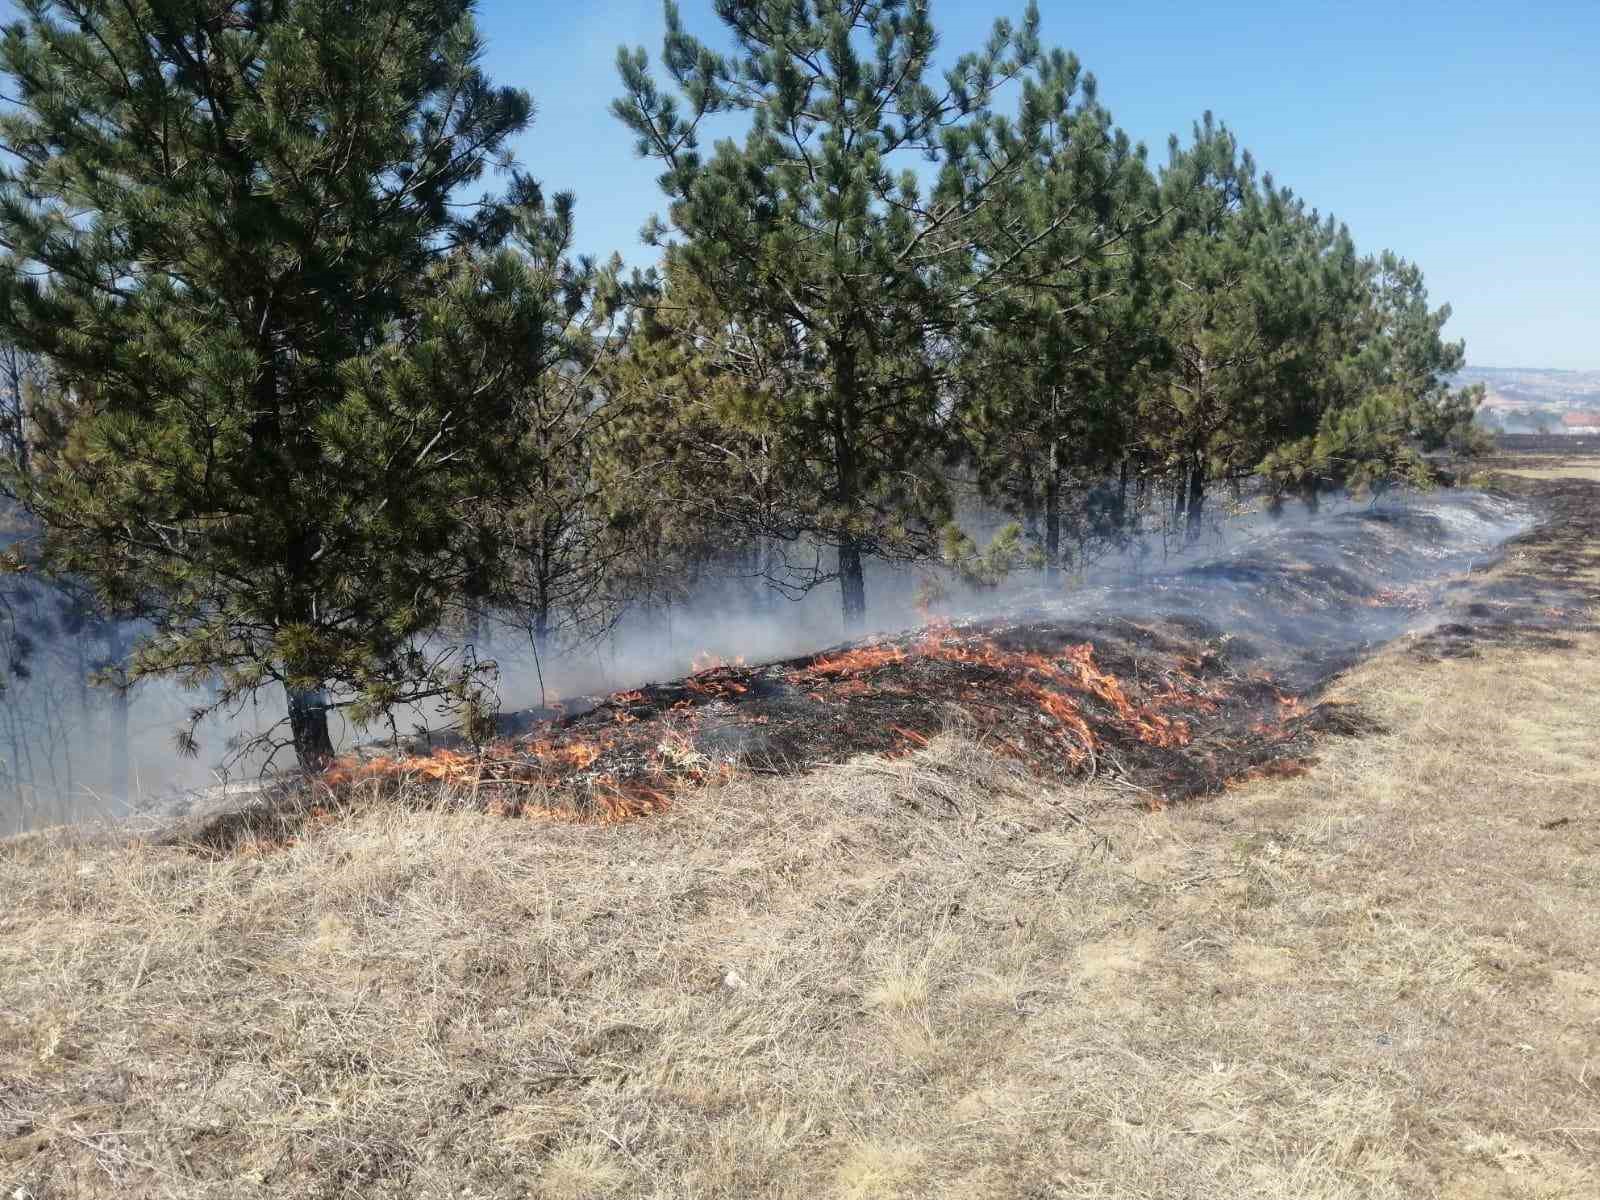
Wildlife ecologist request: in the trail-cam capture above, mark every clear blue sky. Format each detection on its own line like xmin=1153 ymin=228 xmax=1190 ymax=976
xmin=475 ymin=0 xmax=1597 ymax=371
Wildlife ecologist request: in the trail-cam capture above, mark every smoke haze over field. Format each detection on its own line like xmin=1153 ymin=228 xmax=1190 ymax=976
xmin=1 ymin=487 xmax=1531 ymax=836
xmin=483 ymin=491 xmax=1532 ymax=709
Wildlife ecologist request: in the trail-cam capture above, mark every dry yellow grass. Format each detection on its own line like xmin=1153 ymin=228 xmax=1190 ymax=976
xmin=1493 ymin=460 xmax=1600 ymax=482
xmin=4 ymin=490 xmax=1599 ymax=1197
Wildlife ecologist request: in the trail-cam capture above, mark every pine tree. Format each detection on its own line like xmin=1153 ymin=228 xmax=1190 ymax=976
xmin=953 ymin=52 xmax=1159 ymax=579
xmin=1359 ymin=253 xmax=1485 ymax=452
xmin=600 ymin=262 xmax=807 ymax=607
xmin=1260 ymin=389 xmax=1433 ymax=507
xmin=1257 ymin=250 xmax=1486 ymax=502
xmin=408 ymin=183 xmax=636 ymax=654
xmin=1145 ymin=115 xmax=1329 ymax=541
xmin=0 ymin=340 xmax=40 ymax=694
xmin=614 ymin=0 xmax=1044 ymax=629
xmin=0 ymin=342 xmax=46 ymax=482
xmin=0 ymin=0 xmax=531 ymax=767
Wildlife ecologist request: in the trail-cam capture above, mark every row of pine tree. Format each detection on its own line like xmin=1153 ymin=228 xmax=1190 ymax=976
xmin=0 ymin=0 xmax=1484 ymax=768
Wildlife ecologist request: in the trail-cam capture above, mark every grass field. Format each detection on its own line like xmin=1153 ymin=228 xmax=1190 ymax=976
xmin=3 ymin=459 xmax=1598 ymax=1199
xmin=1496 ymin=461 xmax=1600 ymax=483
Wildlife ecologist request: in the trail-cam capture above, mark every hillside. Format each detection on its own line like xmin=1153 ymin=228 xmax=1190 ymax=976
xmin=3 ymin=451 xmax=1597 ymax=1199
xmin=1460 ymin=366 xmax=1600 ymax=412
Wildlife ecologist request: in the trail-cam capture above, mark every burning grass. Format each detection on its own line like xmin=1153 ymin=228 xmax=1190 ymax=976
xmin=214 ymin=619 xmax=1331 ymax=856
xmin=150 ymin=485 xmax=1554 ymax=856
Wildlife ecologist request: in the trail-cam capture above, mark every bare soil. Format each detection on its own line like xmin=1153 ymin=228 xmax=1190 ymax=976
xmin=3 ymin=451 xmax=1597 ymax=1198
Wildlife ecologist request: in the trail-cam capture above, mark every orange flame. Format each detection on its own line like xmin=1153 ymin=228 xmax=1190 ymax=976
xmin=301 ymin=621 xmax=1242 ymax=850
xmin=684 ymin=674 xmax=749 ymax=698
xmin=799 ymin=644 xmax=906 ymax=679
xmin=792 ymin=626 xmax=1200 ymax=766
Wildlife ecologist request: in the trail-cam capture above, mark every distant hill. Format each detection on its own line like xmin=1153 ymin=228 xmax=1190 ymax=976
xmin=1456 ymin=366 xmax=1600 ymax=411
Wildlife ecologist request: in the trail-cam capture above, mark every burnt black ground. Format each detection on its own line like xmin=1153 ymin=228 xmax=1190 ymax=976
xmin=1411 ymin=439 xmax=1600 ymax=661
xmin=435 ymin=485 xmax=1537 ymax=807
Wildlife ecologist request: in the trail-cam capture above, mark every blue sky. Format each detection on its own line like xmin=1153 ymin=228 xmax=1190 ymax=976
xmin=475 ymin=0 xmax=1597 ymax=370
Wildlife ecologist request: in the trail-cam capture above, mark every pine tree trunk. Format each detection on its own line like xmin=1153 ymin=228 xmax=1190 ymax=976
xmin=463 ymin=555 xmax=490 ymax=649
xmin=1300 ymin=477 xmax=1320 ymax=513
xmin=1186 ymin=462 xmax=1207 ymax=543
xmin=3 ymin=351 xmax=29 ymax=477
xmin=106 ymin=623 xmax=130 ymax=802
xmin=107 ymin=685 xmax=129 ymax=803
xmin=1173 ymin=470 xmax=1189 ymax=526
xmin=839 ymin=538 xmax=866 ymax=630
xmin=74 ymin=627 xmax=91 ymax=719
xmin=762 ymin=538 xmax=780 ymax=613
xmin=1044 ymin=391 xmax=1063 ymax=583
xmin=1044 ymin=450 xmax=1062 ymax=585
xmin=832 ymin=338 xmax=867 ymax=631
xmin=257 ymin=317 xmax=334 ymax=771
xmin=1118 ymin=458 xmax=1130 ymax=526
xmin=7 ymin=722 xmax=24 ymax=820
xmin=531 ymin=549 xmax=554 ymax=654
xmin=286 ymin=686 xmax=334 ymax=770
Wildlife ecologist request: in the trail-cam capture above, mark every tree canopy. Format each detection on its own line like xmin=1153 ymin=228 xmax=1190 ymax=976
xmin=0 ymin=0 xmax=532 ymax=764
xmin=0 ymin=0 xmax=1488 ymax=776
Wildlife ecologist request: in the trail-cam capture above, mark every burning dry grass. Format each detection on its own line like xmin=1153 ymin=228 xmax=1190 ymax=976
xmin=244 ymin=620 xmax=1279 ymax=850
xmin=155 ymin=624 xmax=1247 ymax=857
xmin=4 ymin=623 xmax=1598 ymax=1198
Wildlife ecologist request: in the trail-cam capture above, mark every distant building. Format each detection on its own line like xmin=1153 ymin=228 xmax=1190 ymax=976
xmin=1560 ymin=410 xmax=1600 ymax=433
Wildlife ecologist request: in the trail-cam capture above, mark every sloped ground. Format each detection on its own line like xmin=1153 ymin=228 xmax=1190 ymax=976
xmin=3 ymin=453 xmax=1598 ymax=1199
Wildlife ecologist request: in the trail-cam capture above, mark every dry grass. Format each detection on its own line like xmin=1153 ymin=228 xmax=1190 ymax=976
xmin=1493 ymin=460 xmax=1600 ymax=482
xmin=5 ymin=555 xmax=1600 ymax=1197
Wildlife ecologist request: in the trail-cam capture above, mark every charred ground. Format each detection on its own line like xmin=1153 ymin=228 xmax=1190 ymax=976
xmin=1407 ymin=436 xmax=1600 ymax=660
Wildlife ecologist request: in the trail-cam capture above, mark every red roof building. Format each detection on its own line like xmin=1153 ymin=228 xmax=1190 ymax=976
xmin=1561 ymin=410 xmax=1600 ymax=429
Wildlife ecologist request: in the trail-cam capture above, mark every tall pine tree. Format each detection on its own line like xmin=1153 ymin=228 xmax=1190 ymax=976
xmin=0 ymin=0 xmax=531 ymax=767
xmin=614 ymin=0 xmax=1045 ymax=629
xmin=953 ymin=51 xmax=1159 ymax=579
xmin=1145 ymin=115 xmax=1329 ymax=541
